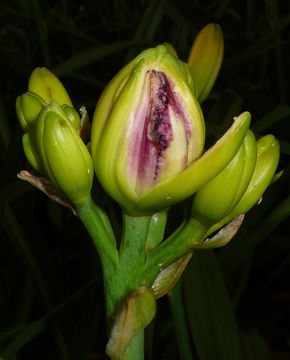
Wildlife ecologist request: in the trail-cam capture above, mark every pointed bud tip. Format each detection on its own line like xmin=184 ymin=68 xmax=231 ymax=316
xmin=188 ymin=23 xmax=224 ymax=103
xmin=28 ymin=67 xmax=73 ymax=107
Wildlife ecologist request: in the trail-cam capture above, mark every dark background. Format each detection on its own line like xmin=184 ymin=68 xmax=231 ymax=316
xmin=0 ymin=0 xmax=289 ymax=359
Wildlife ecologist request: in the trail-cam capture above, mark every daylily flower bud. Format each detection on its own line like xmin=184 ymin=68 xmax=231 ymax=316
xmin=188 ymin=23 xmax=224 ymax=103
xmin=230 ymin=134 xmax=280 ymax=216
xmin=16 ymin=91 xmax=46 ymax=131
xmin=62 ymin=104 xmax=81 ymax=130
xmin=204 ymin=134 xmax=280 ymax=238
xmin=91 ymin=44 xmax=251 ymax=214
xmin=28 ymin=67 xmax=73 ymax=106
xmin=23 ymin=101 xmax=93 ymax=203
xmin=192 ymin=130 xmax=257 ymax=226
xmin=163 ymin=42 xmax=178 ymax=59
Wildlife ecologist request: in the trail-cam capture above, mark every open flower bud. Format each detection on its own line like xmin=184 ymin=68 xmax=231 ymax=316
xmin=188 ymin=23 xmax=224 ymax=103
xmin=16 ymin=91 xmax=46 ymax=131
xmin=192 ymin=130 xmax=257 ymax=226
xmin=23 ymin=101 xmax=93 ymax=203
xmin=91 ymin=45 xmax=251 ymax=214
xmin=28 ymin=67 xmax=73 ymax=106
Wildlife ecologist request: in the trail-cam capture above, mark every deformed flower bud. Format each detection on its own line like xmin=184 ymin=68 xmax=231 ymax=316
xmin=91 ymin=45 xmax=250 ymax=214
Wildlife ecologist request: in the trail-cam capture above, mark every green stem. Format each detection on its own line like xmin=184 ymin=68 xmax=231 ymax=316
xmin=144 ymin=218 xmax=208 ymax=284
xmin=107 ymin=211 xmax=167 ymax=360
xmin=122 ymin=331 xmax=144 ymax=360
xmin=74 ymin=196 xmax=119 ymax=313
xmin=145 ymin=209 xmax=168 ymax=251
xmin=106 ymin=213 xmax=154 ymax=319
xmin=119 ymin=213 xmax=151 ymax=270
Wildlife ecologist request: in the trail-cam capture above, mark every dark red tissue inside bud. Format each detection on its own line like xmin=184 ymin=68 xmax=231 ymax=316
xmin=153 ymin=72 xmax=171 ymax=151
xmin=137 ymin=70 xmax=183 ymax=182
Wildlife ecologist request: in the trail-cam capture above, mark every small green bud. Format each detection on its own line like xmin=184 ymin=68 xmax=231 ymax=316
xmin=230 ymin=134 xmax=280 ymax=216
xmin=191 ymin=129 xmax=257 ymax=226
xmin=16 ymin=91 xmax=46 ymax=131
xmin=205 ymin=134 xmax=280 ymax=238
xmin=62 ymin=104 xmax=81 ymax=130
xmin=188 ymin=23 xmax=224 ymax=103
xmin=28 ymin=67 xmax=73 ymax=106
xmin=23 ymin=101 xmax=93 ymax=203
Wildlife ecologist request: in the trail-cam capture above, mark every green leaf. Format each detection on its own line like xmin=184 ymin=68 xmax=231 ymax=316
xmin=240 ymin=329 xmax=274 ymax=360
xmin=183 ymin=250 xmax=243 ymax=360
xmin=169 ymin=280 xmax=194 ymax=360
xmin=0 ymin=278 xmax=97 ymax=358
xmin=219 ymin=196 xmax=290 ymax=283
xmin=252 ymin=106 xmax=290 ymax=134
xmin=53 ymin=41 xmax=137 ymax=76
xmin=280 ymin=141 xmax=290 ymax=155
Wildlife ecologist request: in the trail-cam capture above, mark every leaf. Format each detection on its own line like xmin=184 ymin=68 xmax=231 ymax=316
xmin=240 ymin=329 xmax=274 ymax=360
xmin=183 ymin=250 xmax=243 ymax=360
xmin=169 ymin=280 xmax=194 ymax=360
xmin=252 ymin=106 xmax=290 ymax=134
xmin=0 ymin=278 xmax=97 ymax=358
xmin=53 ymin=41 xmax=137 ymax=76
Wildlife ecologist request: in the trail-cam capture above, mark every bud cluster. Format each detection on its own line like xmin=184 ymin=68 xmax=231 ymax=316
xmin=16 ymin=24 xmax=280 ymax=224
xmin=16 ymin=68 xmax=93 ymax=204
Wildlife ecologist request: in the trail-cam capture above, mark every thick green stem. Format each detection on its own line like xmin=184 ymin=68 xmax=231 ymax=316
xmin=106 ymin=211 xmax=167 ymax=360
xmin=122 ymin=331 xmax=144 ymax=360
xmin=119 ymin=213 xmax=151 ymax=270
